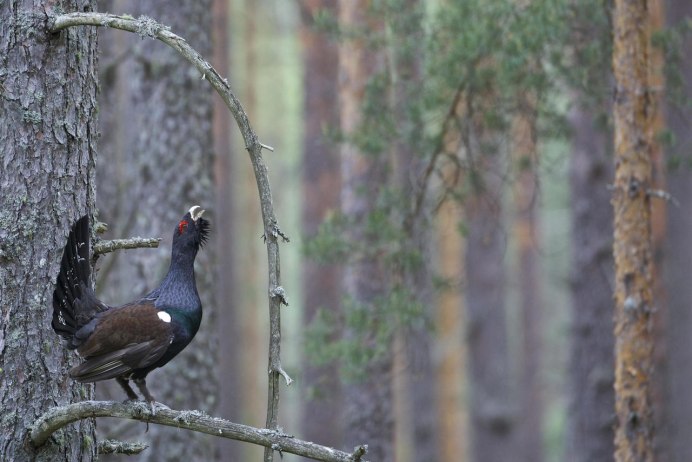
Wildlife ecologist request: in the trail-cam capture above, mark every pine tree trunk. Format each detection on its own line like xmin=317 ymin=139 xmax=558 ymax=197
xmin=612 ymin=0 xmax=657 ymax=459
xmin=212 ymin=0 xmax=243 ymax=460
xmin=565 ymin=101 xmax=615 ymax=462
xmin=338 ymin=2 xmax=393 ymax=460
xmin=0 ymin=0 xmax=99 ymax=460
xmin=435 ymin=201 xmax=468 ymax=462
xmin=647 ymin=1 xmax=668 ymax=459
xmin=511 ymin=95 xmax=544 ymax=462
xmin=236 ymin=4 xmax=265 ymax=459
xmin=388 ymin=1 xmax=440 ymax=458
xmin=663 ymin=0 xmax=692 ymax=460
xmin=298 ymin=0 xmax=343 ymax=449
xmin=465 ymin=144 xmax=514 ymax=462
xmin=93 ymin=1 xmax=218 ymax=460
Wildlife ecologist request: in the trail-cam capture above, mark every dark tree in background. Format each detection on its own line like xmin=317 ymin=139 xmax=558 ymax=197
xmin=211 ymin=0 xmax=243 ymax=460
xmin=664 ymin=0 xmax=692 ymax=460
xmin=564 ymin=2 xmax=616 ymax=460
xmin=338 ymin=2 xmax=394 ymax=460
xmin=566 ymin=102 xmax=615 ymax=462
xmin=94 ymin=0 xmax=218 ymax=460
xmin=298 ymin=0 xmax=344 ymax=450
xmin=465 ymin=130 xmax=514 ymax=462
xmin=0 ymin=0 xmax=99 ymax=460
xmin=387 ymin=1 xmax=440 ymax=459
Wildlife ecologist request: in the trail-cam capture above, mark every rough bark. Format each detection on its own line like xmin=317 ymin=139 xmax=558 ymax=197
xmin=465 ymin=141 xmax=514 ymax=462
xmin=0 ymin=0 xmax=99 ymax=460
xmin=338 ymin=2 xmax=393 ymax=461
xmin=612 ymin=0 xmax=657 ymax=459
xmin=511 ymin=96 xmax=544 ymax=462
xmin=298 ymin=0 xmax=344 ymax=449
xmin=663 ymin=0 xmax=692 ymax=460
xmin=565 ymin=102 xmax=615 ymax=462
xmin=92 ymin=1 xmax=218 ymax=460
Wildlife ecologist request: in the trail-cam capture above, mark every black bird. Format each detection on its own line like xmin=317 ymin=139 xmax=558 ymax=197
xmin=52 ymin=206 xmax=209 ymax=403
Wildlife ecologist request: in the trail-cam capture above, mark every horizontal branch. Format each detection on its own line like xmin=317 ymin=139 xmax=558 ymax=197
xmin=29 ymin=401 xmax=367 ymax=462
xmin=97 ymin=439 xmax=148 ymax=455
xmin=93 ymin=237 xmax=162 ymax=256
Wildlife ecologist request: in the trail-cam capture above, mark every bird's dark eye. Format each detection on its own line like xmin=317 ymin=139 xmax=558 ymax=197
xmin=178 ymin=220 xmax=189 ymax=234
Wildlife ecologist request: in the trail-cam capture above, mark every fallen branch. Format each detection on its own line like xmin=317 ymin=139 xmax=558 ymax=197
xmin=29 ymin=401 xmax=367 ymax=462
xmin=94 ymin=237 xmax=161 ymax=256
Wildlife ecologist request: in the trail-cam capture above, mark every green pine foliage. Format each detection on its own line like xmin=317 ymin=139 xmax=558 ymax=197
xmin=303 ymin=0 xmax=623 ymax=383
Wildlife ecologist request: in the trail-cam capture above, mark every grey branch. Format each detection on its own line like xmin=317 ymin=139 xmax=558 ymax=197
xmin=93 ymin=237 xmax=162 ymax=256
xmin=29 ymin=401 xmax=367 ymax=462
xmin=49 ymin=12 xmax=324 ymax=462
xmin=97 ymin=439 xmax=148 ymax=455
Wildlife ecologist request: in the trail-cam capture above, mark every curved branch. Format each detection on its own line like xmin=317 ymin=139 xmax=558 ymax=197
xmin=49 ymin=12 xmax=296 ymax=462
xmin=29 ymin=401 xmax=367 ymax=462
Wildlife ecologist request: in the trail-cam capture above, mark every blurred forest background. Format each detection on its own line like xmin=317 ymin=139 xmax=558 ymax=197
xmin=88 ymin=0 xmax=691 ymax=461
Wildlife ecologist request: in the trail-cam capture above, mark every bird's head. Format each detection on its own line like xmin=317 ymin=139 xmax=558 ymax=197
xmin=173 ymin=205 xmax=210 ymax=252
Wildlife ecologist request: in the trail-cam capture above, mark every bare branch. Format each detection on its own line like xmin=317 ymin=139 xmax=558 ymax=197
xmin=29 ymin=401 xmax=367 ymax=462
xmin=647 ymin=188 xmax=680 ymax=207
xmin=97 ymin=439 xmax=148 ymax=455
xmin=93 ymin=237 xmax=162 ymax=256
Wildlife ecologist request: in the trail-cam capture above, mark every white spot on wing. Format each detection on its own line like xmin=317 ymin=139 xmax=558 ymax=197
xmin=157 ymin=311 xmax=171 ymax=323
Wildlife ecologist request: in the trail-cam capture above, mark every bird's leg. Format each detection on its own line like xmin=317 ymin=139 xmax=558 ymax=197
xmin=133 ymin=377 xmax=156 ymax=402
xmin=133 ymin=378 xmax=166 ymax=415
xmin=116 ymin=377 xmax=139 ymax=401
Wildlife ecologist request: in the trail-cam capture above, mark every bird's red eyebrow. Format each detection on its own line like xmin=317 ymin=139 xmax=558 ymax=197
xmin=178 ymin=220 xmax=189 ymax=234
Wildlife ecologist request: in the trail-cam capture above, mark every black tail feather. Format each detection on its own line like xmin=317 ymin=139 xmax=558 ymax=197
xmin=52 ymin=215 xmax=106 ymax=348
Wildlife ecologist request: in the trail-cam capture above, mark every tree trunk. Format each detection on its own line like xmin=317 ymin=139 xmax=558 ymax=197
xmin=387 ymin=1 xmax=440 ymax=459
xmin=511 ymin=95 xmax=544 ymax=462
xmin=93 ymin=1 xmax=218 ymax=460
xmin=298 ymin=0 xmax=343 ymax=449
xmin=465 ymin=143 xmax=514 ymax=462
xmin=0 ymin=0 xmax=99 ymax=460
xmin=338 ymin=2 xmax=393 ymax=461
xmin=663 ymin=0 xmax=692 ymax=460
xmin=235 ymin=3 xmax=265 ymax=459
xmin=212 ymin=0 xmax=243 ymax=459
xmin=435 ymin=201 xmax=469 ymax=462
xmin=612 ymin=0 xmax=657 ymax=459
xmin=647 ymin=1 xmax=668 ymax=459
xmin=565 ymin=101 xmax=615 ymax=462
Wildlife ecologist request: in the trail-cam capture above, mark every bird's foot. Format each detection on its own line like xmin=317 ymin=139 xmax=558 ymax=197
xmin=148 ymin=400 xmax=170 ymax=416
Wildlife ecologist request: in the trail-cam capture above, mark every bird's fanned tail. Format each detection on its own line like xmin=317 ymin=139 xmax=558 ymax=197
xmin=52 ymin=215 xmax=107 ymax=348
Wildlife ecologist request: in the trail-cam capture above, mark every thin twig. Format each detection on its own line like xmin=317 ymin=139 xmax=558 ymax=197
xmin=29 ymin=401 xmax=367 ymax=462
xmin=49 ymin=12 xmax=316 ymax=462
xmin=647 ymin=188 xmax=680 ymax=207
xmin=93 ymin=237 xmax=161 ymax=256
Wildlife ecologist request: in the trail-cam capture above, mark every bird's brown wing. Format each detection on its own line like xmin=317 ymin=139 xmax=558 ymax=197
xmin=69 ymin=301 xmax=173 ymax=383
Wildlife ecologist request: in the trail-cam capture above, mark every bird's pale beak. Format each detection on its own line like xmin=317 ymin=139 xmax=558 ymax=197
xmin=189 ymin=205 xmax=205 ymax=222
